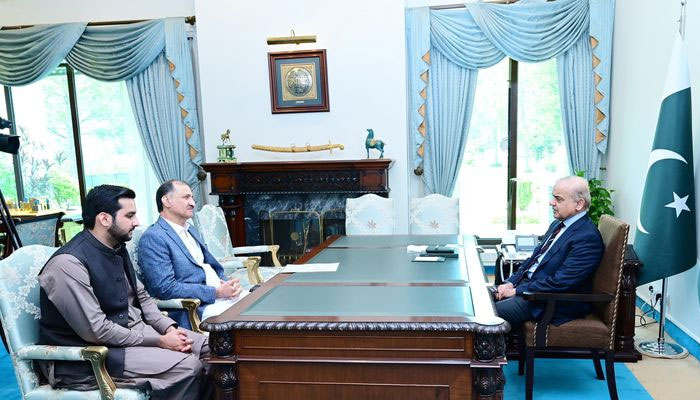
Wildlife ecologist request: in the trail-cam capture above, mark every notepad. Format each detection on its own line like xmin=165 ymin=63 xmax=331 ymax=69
xmin=406 ymin=245 xmax=429 ymax=253
xmin=412 ymin=256 xmax=445 ymax=262
xmin=282 ymin=263 xmax=339 ymax=273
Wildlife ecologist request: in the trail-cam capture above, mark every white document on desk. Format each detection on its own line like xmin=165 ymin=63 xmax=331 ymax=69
xmin=282 ymin=263 xmax=339 ymax=273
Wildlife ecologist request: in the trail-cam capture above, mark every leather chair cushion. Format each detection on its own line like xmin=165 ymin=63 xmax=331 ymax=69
xmin=524 ymin=313 xmax=611 ymax=349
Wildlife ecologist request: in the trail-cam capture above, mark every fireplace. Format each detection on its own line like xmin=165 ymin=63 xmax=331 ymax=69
xmin=201 ymin=159 xmax=393 ymax=264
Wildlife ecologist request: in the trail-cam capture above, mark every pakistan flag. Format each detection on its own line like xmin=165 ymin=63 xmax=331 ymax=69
xmin=635 ymin=32 xmax=696 ymax=286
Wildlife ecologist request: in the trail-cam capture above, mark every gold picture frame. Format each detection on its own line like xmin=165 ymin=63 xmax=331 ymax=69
xmin=268 ymin=49 xmax=329 ymax=114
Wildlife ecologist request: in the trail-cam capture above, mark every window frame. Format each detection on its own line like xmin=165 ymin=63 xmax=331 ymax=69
xmin=3 ymin=63 xmax=88 ymax=208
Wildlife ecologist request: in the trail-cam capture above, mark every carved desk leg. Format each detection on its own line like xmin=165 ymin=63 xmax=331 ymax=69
xmin=210 ymin=331 xmax=237 ymax=400
xmin=473 ymin=331 xmax=506 ymax=399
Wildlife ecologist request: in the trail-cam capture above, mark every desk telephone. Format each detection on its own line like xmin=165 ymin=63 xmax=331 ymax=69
xmin=504 ymin=245 xmax=518 ymax=258
xmin=502 ymin=235 xmax=538 ymax=259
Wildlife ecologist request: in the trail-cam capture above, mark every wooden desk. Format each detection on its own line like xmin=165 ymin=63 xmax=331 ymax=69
xmin=202 ymin=235 xmax=508 ymax=400
xmin=9 ymin=209 xmax=63 ymax=218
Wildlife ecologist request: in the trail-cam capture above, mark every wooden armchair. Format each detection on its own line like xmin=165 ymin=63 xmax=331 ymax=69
xmin=0 ymin=245 xmax=149 ymax=399
xmin=518 ymin=215 xmax=630 ymax=400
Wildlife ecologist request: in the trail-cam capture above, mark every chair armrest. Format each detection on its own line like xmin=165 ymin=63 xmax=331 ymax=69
xmin=520 ymin=291 xmax=614 ymax=303
xmin=17 ymin=345 xmax=116 ymax=399
xmin=156 ymin=298 xmax=203 ymax=334
xmin=232 ymin=245 xmax=281 ymax=266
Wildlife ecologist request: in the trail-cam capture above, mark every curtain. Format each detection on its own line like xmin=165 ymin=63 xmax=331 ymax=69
xmin=0 ymin=18 xmax=204 ymax=198
xmin=408 ymin=0 xmax=614 ymax=193
xmin=186 ymin=24 xmax=207 ymax=206
xmin=589 ymin=0 xmax=616 ymax=155
xmin=0 ymin=23 xmax=86 ymax=86
xmin=423 ymin=51 xmax=477 ymax=195
xmin=557 ymin=35 xmax=599 ymax=177
xmin=127 ymin=18 xmax=204 ymax=204
xmin=65 ymin=20 xmax=165 ymax=82
xmin=405 ymin=7 xmax=430 ymax=173
xmin=127 ymin=53 xmax=194 ymax=196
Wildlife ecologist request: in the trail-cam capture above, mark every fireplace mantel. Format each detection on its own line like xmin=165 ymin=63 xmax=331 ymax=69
xmin=201 ymin=159 xmax=393 ymax=246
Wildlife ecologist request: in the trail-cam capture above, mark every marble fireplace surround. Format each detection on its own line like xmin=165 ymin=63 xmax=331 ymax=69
xmin=201 ymin=159 xmax=393 ymax=263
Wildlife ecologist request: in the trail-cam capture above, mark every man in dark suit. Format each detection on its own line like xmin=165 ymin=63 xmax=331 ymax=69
xmin=495 ymin=176 xmax=604 ymax=328
xmin=138 ymin=180 xmax=242 ymax=330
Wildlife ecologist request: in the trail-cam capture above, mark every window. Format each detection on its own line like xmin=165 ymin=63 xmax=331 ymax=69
xmin=0 ymin=91 xmax=17 ymax=204
xmin=515 ymin=60 xmax=568 ymax=232
xmin=456 ymin=59 xmax=509 ymax=235
xmin=3 ymin=64 xmax=161 ymax=227
xmin=11 ymin=66 xmax=80 ymax=210
xmin=456 ymin=58 xmax=567 ymax=235
xmin=75 ymin=71 xmax=160 ymax=223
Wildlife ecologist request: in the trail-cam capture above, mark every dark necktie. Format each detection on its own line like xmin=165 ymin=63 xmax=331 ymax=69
xmin=531 ymin=221 xmax=566 ymax=261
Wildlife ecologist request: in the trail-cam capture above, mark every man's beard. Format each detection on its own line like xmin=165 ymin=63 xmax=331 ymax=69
xmin=108 ymin=224 xmax=133 ymax=244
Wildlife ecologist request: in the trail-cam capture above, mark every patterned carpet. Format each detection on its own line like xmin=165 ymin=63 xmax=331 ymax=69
xmin=2 ymin=344 xmax=651 ymax=399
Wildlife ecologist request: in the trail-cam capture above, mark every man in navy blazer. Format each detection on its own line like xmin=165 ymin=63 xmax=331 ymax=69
xmin=495 ymin=176 xmax=604 ymax=328
xmin=138 ymin=180 xmax=242 ymax=330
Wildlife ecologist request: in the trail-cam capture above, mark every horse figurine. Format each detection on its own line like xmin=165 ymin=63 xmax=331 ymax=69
xmin=365 ymin=128 xmax=386 ymax=158
xmin=221 ymin=129 xmax=231 ymax=145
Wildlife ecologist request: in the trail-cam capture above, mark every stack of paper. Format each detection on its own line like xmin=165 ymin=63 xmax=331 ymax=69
xmin=282 ymin=263 xmax=339 ymax=273
xmin=406 ymin=245 xmax=429 ymax=253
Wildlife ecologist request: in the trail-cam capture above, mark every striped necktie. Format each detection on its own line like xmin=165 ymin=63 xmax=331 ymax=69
xmin=532 ymin=221 xmax=566 ymax=260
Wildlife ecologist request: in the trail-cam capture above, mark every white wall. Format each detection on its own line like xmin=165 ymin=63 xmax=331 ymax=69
xmin=607 ymin=0 xmax=700 ymax=342
xmin=10 ymin=0 xmax=697 ymax=341
xmin=0 ymin=0 xmax=194 ymax=25
xmin=194 ymin=0 xmax=411 ymax=232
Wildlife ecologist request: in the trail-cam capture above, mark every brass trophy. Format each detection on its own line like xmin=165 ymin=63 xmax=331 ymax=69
xmin=217 ymin=129 xmax=237 ymax=163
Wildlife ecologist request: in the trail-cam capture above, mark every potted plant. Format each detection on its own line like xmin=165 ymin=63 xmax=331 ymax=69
xmin=575 ymin=171 xmax=614 ymax=226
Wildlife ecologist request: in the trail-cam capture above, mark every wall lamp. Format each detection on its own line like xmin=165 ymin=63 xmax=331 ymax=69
xmin=267 ymin=29 xmax=316 ymax=45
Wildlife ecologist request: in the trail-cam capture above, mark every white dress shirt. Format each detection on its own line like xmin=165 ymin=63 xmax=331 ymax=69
xmin=163 ymin=218 xmax=221 ymax=288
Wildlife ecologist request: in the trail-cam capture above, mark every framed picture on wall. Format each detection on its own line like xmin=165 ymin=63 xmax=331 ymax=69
xmin=267 ymin=49 xmax=329 ymax=114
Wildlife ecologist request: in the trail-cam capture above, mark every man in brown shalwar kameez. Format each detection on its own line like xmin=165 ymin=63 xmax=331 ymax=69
xmin=38 ymin=185 xmax=211 ymax=400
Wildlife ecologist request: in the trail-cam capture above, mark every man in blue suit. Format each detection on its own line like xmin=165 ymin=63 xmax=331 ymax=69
xmin=495 ymin=176 xmax=604 ymax=328
xmin=138 ymin=180 xmax=242 ymax=330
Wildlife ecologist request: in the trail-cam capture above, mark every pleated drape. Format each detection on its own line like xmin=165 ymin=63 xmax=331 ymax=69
xmin=408 ymin=0 xmax=614 ymax=194
xmin=127 ymin=53 xmax=194 ymax=197
xmin=423 ymin=51 xmax=478 ymax=195
xmin=66 ymin=20 xmax=165 ymax=82
xmin=0 ymin=23 xmax=86 ymax=86
xmin=0 ymin=18 xmax=204 ymax=198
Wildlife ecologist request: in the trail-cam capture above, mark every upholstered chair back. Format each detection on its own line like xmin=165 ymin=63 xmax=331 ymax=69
xmin=15 ymin=212 xmax=64 ymax=247
xmin=345 ymin=194 xmax=395 ymax=235
xmin=125 ymin=226 xmax=147 ymax=281
xmin=410 ymin=194 xmax=459 ymax=234
xmin=0 ymin=245 xmax=57 ymax=395
xmin=194 ymin=204 xmax=283 ymax=286
xmin=592 ymin=215 xmax=630 ymax=342
xmin=193 ymin=204 xmax=235 ymax=259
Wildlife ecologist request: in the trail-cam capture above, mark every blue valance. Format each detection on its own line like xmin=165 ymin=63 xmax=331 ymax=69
xmin=66 ymin=20 xmax=166 ymax=82
xmin=0 ymin=18 xmax=204 ymax=200
xmin=0 ymin=23 xmax=86 ymax=86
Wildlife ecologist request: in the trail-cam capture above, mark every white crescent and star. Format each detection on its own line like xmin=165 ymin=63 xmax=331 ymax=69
xmin=637 ymin=148 xmax=689 ymax=235
xmin=665 ymin=192 xmax=691 ymax=217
